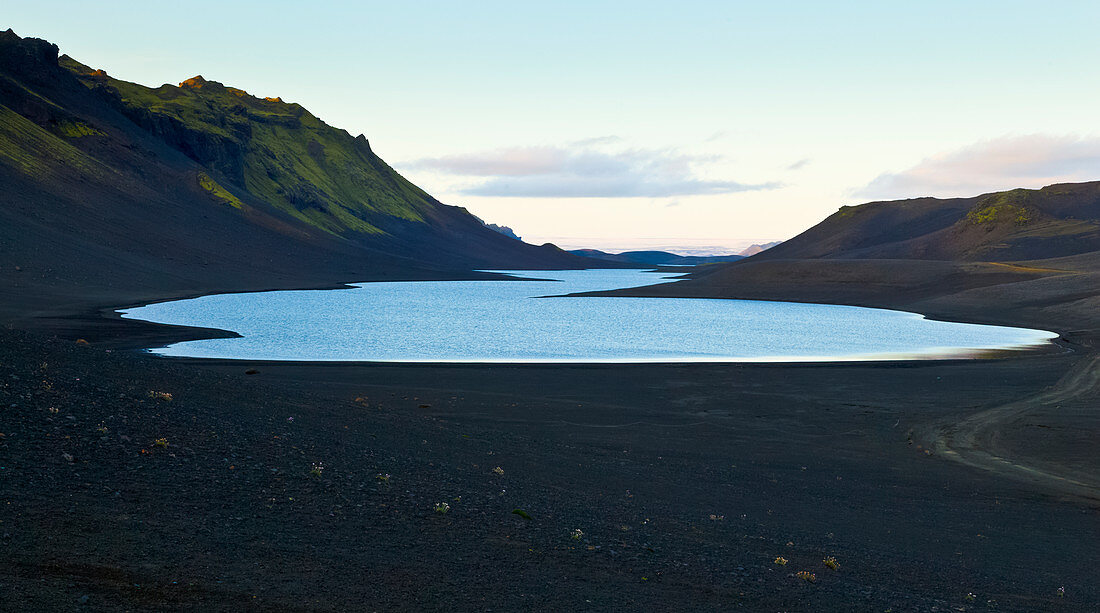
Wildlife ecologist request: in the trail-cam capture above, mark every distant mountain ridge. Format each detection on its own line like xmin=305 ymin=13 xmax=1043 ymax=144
xmin=568 ymin=249 xmax=745 ymax=266
xmin=738 ymin=241 xmax=782 ymax=257
xmin=569 ymin=241 xmax=780 ymax=266
xmin=472 ymin=215 xmax=521 ymax=240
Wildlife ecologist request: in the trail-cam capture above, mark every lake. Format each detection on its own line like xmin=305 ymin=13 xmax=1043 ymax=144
xmin=119 ymin=269 xmax=1058 ymax=362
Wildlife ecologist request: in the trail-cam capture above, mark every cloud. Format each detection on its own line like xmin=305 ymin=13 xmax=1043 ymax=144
xmin=855 ymin=135 xmax=1100 ymax=200
xmin=404 ymin=144 xmax=779 ymax=198
xmin=786 ymin=158 xmax=811 ymax=171
xmin=404 ymin=147 xmax=568 ymax=177
xmin=462 ymin=176 xmax=776 ymax=198
xmin=570 ymin=135 xmax=623 ymax=147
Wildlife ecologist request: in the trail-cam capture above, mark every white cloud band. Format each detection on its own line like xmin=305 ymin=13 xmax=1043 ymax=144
xmin=856 ymin=134 xmax=1100 ymax=200
xmin=403 ymin=144 xmax=779 ymax=198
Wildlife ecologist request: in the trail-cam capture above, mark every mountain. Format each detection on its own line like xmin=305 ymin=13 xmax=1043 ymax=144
xmin=0 ymin=30 xmax=596 ymax=327
xmin=472 ymin=215 xmax=521 ymax=240
xmin=569 ymin=241 xmax=781 ymax=266
xmin=753 ymin=183 xmax=1100 ymax=262
xmin=737 ymin=241 xmax=781 ymax=257
xmin=592 ymin=183 xmax=1100 ymax=335
xmin=568 ymin=249 xmax=745 ymax=266
xmin=485 ymin=224 xmax=521 ymax=240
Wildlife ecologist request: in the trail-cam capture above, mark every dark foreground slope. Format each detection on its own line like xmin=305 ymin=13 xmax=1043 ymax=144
xmin=0 ymin=29 xmax=593 ymax=332
xmin=3 ymin=330 xmax=1098 ymax=612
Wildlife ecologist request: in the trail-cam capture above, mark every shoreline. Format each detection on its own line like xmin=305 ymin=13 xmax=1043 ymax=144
xmin=110 ymin=271 xmax=1070 ymax=365
xmin=105 ymin=276 xmax=1099 ymax=506
xmin=66 ymin=272 xmax=1100 ymax=508
xmin=4 ymin=268 xmax=1100 ymax=610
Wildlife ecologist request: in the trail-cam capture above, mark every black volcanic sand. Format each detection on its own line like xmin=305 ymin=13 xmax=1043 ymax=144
xmin=2 ymin=326 xmax=1098 ymax=612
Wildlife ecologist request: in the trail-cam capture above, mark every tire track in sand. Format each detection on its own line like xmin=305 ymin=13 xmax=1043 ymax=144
xmin=918 ymin=353 xmax=1100 ymax=502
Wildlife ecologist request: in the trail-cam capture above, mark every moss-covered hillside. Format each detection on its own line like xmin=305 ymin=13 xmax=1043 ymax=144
xmin=59 ymin=60 xmax=444 ymax=236
xmin=0 ymin=29 xmax=594 ymax=307
xmin=0 ymin=29 xmax=595 ymax=323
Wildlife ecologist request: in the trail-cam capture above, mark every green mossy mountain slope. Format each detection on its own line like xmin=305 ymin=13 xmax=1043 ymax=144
xmin=0 ymin=29 xmax=596 ymax=324
xmin=61 ymin=60 xmax=437 ymax=236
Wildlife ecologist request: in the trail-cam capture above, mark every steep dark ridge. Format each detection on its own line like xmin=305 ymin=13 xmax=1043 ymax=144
xmin=0 ymin=30 xmax=602 ymax=334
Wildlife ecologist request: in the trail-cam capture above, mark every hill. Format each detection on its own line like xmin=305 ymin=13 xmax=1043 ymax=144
xmin=570 ymin=241 xmax=781 ymax=266
xmin=591 ymin=183 xmax=1100 ymax=336
xmin=737 ymin=241 xmax=781 ymax=256
xmin=755 ymin=183 xmax=1100 ymax=262
xmin=568 ymin=249 xmax=745 ymax=266
xmin=0 ymin=29 xmax=594 ymax=330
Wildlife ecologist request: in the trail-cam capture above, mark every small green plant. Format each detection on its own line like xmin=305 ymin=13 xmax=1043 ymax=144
xmin=153 ymin=438 xmax=168 ymax=449
xmin=570 ymin=528 xmax=584 ymax=540
xmin=964 ymin=592 xmax=976 ymax=602
xmin=512 ymin=508 xmax=533 ymax=520
xmin=795 ymin=571 xmax=816 ymax=583
xmin=774 ymin=556 xmax=788 ymax=566
xmin=375 ymin=472 xmax=390 ymax=483
xmin=148 ymin=391 xmax=173 ymax=402
xmin=56 ymin=119 xmax=105 ymax=138
xmin=492 ymin=466 xmax=505 ymax=476
xmin=96 ymin=424 xmax=108 ymax=434
xmin=433 ymin=502 xmax=451 ymax=514
xmin=309 ymin=462 xmax=324 ymax=477
xmin=823 ymin=556 xmax=839 ymax=570
xmin=197 ymin=172 xmax=245 ymax=209
xmin=1057 ymin=586 xmax=1065 ymax=598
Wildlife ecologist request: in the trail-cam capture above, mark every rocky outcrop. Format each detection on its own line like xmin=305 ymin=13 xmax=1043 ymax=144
xmin=484 ymin=223 xmax=521 ymax=241
xmin=0 ymin=29 xmax=61 ymax=85
xmin=122 ymin=106 xmax=248 ymax=184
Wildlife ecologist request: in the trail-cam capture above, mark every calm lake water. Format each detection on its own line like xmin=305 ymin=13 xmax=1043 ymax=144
xmin=119 ymin=269 xmax=1058 ymax=362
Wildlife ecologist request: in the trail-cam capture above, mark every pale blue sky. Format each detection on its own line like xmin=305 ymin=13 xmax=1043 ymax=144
xmin=8 ymin=1 xmax=1100 ymax=252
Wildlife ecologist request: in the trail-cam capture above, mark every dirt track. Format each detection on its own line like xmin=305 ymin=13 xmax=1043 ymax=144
xmin=918 ymin=352 xmax=1100 ymax=503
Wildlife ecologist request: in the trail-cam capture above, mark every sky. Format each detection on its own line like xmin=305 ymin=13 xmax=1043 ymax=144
xmin=8 ymin=1 xmax=1100 ymax=253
